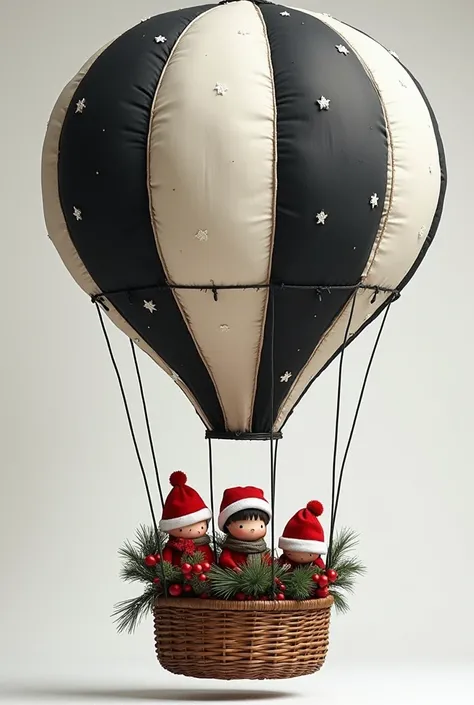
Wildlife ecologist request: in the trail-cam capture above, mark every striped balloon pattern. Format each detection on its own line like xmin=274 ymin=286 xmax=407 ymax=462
xmin=41 ymin=1 xmax=446 ymax=438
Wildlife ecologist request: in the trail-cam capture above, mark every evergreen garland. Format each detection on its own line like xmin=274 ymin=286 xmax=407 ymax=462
xmin=113 ymin=524 xmax=366 ymax=633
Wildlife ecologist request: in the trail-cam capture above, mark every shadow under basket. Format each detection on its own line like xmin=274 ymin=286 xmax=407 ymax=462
xmin=154 ymin=596 xmax=333 ymax=680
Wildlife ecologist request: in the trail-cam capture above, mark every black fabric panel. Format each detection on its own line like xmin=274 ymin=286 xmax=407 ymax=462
xmin=278 ymin=59 xmax=447 ymax=434
xmin=57 ymin=6 xmax=226 ymax=432
xmin=252 ymin=4 xmax=388 ymax=433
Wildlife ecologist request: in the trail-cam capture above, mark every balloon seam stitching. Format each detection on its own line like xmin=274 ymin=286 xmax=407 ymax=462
xmin=145 ymin=5 xmax=230 ymax=431
xmin=249 ymin=2 xmax=279 ymax=433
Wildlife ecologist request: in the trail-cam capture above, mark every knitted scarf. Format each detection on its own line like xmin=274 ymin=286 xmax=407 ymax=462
xmin=167 ymin=534 xmax=210 ymax=555
xmin=222 ymin=535 xmax=268 ymax=555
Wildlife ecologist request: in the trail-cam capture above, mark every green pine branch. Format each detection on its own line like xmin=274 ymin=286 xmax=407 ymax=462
xmin=112 ymin=586 xmax=157 ymax=634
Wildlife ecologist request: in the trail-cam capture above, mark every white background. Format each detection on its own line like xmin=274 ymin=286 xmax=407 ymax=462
xmin=1 ymin=0 xmax=473 ymax=703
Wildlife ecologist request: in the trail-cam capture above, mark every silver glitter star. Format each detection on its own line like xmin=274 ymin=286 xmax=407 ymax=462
xmin=418 ymin=225 xmax=427 ymax=240
xmin=316 ymin=96 xmax=330 ymax=110
xmin=73 ymin=206 xmax=82 ymax=221
xmin=280 ymin=11 xmax=290 ymax=17
xmin=315 ymin=210 xmax=328 ymax=225
xmin=75 ymin=98 xmax=86 ymax=114
xmin=370 ymin=193 xmax=379 ymax=209
xmin=195 ymin=229 xmax=209 ymax=242
xmin=214 ymin=82 xmax=228 ymax=96
xmin=143 ymin=300 xmax=157 ymax=313
xmin=335 ymin=44 xmax=349 ymax=55
xmin=280 ymin=371 xmax=292 ymax=383
xmin=154 ymin=35 xmax=167 ymax=43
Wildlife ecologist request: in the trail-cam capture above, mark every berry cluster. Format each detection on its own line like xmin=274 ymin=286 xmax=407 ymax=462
xmin=312 ymin=568 xmax=338 ymax=598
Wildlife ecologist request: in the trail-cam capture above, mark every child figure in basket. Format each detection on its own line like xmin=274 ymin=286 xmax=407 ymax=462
xmin=218 ymin=486 xmax=272 ymax=570
xmin=159 ymin=471 xmax=214 ymax=566
xmin=278 ymin=500 xmax=327 ymax=570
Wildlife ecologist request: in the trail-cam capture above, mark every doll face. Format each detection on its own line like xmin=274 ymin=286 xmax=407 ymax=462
xmin=285 ymin=550 xmax=319 ymax=564
xmin=168 ymin=520 xmax=208 ymax=539
xmin=227 ymin=518 xmax=267 ymax=541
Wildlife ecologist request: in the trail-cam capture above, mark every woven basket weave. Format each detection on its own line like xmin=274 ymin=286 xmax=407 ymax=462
xmin=154 ymin=596 xmax=333 ymax=680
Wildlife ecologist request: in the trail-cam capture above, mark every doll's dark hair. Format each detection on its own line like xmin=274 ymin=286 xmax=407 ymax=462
xmin=223 ymin=509 xmax=270 ymax=533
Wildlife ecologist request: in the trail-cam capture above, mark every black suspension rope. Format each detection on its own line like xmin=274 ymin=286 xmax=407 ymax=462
xmin=331 ymin=296 xmax=395 ymax=535
xmin=95 ymin=304 xmax=167 ymax=593
xmin=328 ymin=292 xmax=358 ymax=562
xmin=129 ymin=340 xmax=165 ymax=508
xmin=207 ymin=437 xmax=218 ymax=564
xmin=268 ymin=288 xmax=278 ymax=596
xmin=326 ymin=295 xmax=394 ymax=567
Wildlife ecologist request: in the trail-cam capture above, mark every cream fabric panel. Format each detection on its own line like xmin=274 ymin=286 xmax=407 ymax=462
xmin=275 ymin=9 xmax=442 ymax=430
xmin=148 ymin=1 xmax=276 ymax=432
xmin=41 ymin=42 xmax=213 ymax=430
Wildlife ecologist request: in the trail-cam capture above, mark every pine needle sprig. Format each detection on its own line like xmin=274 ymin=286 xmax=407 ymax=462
xmin=328 ymin=526 xmax=360 ymax=567
xmin=112 ymin=586 xmax=157 ymax=634
xmin=284 ymin=565 xmax=316 ymax=600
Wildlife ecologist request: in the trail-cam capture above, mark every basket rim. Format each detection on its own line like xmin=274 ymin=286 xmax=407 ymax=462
xmin=154 ymin=596 xmax=333 ymax=612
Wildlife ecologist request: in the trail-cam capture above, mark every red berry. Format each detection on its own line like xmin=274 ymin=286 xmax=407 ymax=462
xmin=144 ymin=554 xmax=157 ymax=567
xmin=183 ymin=584 xmax=193 ymax=593
xmin=235 ymin=592 xmax=246 ymax=601
xmin=326 ymin=569 xmax=338 ymax=583
xmin=154 ymin=554 xmax=161 ymax=563
xmin=153 ymin=577 xmax=161 ymax=584
xmin=246 ymin=595 xmax=253 ymax=601
xmin=279 ymin=584 xmax=286 ymax=591
xmin=202 ymin=562 xmax=211 ymax=572
xmin=198 ymin=574 xmax=207 ymax=582
xmin=311 ymin=573 xmax=321 ymax=584
xmin=274 ymin=577 xmax=281 ymax=584
xmin=260 ymin=596 xmax=268 ymax=601
xmin=168 ymin=583 xmax=183 ymax=597
xmin=277 ymin=593 xmax=285 ymax=600
xmin=315 ymin=586 xmax=329 ymax=599
xmin=318 ymin=574 xmax=329 ymax=589
xmin=181 ymin=563 xmax=192 ymax=574
xmin=192 ymin=564 xmax=203 ymax=574
xmin=199 ymin=593 xmax=209 ymax=599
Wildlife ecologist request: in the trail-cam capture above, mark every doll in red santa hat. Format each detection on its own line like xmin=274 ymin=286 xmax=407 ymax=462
xmin=218 ymin=486 xmax=272 ymax=570
xmin=159 ymin=471 xmax=214 ymax=566
xmin=278 ymin=500 xmax=327 ymax=570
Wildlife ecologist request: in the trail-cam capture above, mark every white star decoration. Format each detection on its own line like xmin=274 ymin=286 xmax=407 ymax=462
xmin=154 ymin=35 xmax=167 ymax=43
xmin=219 ymin=324 xmax=230 ymax=332
xmin=73 ymin=206 xmax=82 ymax=221
xmin=316 ymin=96 xmax=330 ymax=110
xmin=280 ymin=371 xmax=292 ymax=383
xmin=75 ymin=98 xmax=86 ymax=114
xmin=335 ymin=44 xmax=349 ymax=55
xmin=143 ymin=300 xmax=157 ymax=313
xmin=214 ymin=82 xmax=228 ymax=96
xmin=316 ymin=210 xmax=328 ymax=225
xmin=195 ymin=229 xmax=208 ymax=242
xmin=370 ymin=193 xmax=379 ymax=209
xmin=280 ymin=11 xmax=290 ymax=17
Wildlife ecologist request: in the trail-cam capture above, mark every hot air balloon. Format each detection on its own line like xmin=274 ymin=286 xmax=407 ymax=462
xmin=41 ymin=0 xmax=446 ymax=680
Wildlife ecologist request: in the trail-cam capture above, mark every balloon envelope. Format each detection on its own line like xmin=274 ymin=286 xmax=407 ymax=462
xmin=41 ymin=2 xmax=446 ymax=438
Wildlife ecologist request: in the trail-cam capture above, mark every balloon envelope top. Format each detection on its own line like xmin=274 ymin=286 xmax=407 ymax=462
xmin=41 ymin=1 xmax=446 ymax=439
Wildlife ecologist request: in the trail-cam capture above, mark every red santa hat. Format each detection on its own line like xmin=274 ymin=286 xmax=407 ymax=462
xmin=278 ymin=501 xmax=327 ymax=555
xmin=218 ymin=486 xmax=271 ymax=531
xmin=159 ymin=471 xmax=211 ymax=532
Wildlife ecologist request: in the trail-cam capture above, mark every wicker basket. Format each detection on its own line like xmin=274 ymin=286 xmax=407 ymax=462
xmin=154 ymin=596 xmax=333 ymax=680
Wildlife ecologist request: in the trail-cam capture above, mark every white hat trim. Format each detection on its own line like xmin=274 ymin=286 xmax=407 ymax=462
xmin=278 ymin=536 xmax=327 ymax=555
xmin=159 ymin=506 xmax=211 ymax=532
xmin=218 ymin=497 xmax=272 ymax=531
